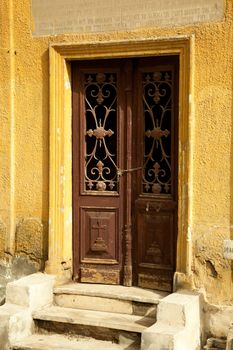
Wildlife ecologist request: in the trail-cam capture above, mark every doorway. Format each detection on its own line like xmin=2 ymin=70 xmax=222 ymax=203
xmin=72 ymin=56 xmax=179 ymax=292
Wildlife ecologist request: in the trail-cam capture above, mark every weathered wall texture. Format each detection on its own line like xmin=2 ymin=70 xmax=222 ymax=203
xmin=0 ymin=217 xmax=47 ymax=305
xmin=0 ymin=0 xmax=232 ymax=320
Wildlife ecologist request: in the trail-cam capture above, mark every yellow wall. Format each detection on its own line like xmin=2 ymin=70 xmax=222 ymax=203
xmin=0 ymin=0 xmax=232 ymax=305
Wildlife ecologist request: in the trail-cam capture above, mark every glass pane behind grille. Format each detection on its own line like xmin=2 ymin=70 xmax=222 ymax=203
xmin=84 ymin=72 xmax=118 ymax=193
xmin=142 ymin=70 xmax=173 ymax=195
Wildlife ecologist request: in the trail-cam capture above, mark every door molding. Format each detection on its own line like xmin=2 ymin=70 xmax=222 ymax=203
xmin=46 ymin=37 xmax=194 ymax=287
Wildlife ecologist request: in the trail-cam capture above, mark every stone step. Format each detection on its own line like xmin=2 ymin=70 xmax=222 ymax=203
xmin=11 ymin=334 xmax=140 ymax=350
xmin=54 ymin=283 xmax=167 ymax=316
xmin=33 ymin=305 xmax=155 ymax=334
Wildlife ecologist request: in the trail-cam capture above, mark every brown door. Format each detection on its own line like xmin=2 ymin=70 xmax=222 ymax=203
xmin=72 ymin=57 xmax=179 ymax=291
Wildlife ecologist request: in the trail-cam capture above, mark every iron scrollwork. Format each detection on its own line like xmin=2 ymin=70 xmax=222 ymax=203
xmin=142 ymin=71 xmax=173 ymax=195
xmin=84 ymin=72 xmax=118 ymax=192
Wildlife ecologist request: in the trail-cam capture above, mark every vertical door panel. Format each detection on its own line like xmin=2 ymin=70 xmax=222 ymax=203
xmin=133 ymin=57 xmax=179 ymax=291
xmin=72 ymin=61 xmax=126 ymax=284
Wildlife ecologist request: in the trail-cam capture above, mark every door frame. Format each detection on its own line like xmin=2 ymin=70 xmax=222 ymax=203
xmin=45 ymin=37 xmax=194 ymax=288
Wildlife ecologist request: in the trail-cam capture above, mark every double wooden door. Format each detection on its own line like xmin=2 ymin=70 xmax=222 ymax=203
xmin=72 ymin=56 xmax=178 ymax=292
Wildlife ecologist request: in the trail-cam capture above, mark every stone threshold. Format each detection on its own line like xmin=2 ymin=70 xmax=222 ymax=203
xmin=54 ymin=283 xmax=168 ymax=304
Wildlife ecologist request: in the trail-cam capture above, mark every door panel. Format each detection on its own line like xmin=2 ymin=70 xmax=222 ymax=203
xmin=132 ymin=57 xmax=179 ymax=291
xmin=80 ymin=206 xmax=120 ymax=284
xmin=72 ymin=61 xmax=127 ymax=284
xmin=135 ymin=199 xmax=176 ymax=291
xmin=80 ymin=207 xmax=119 ymax=262
xmin=72 ymin=57 xmax=179 ymax=291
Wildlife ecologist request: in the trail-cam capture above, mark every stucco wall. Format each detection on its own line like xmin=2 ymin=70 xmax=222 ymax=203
xmin=0 ymin=0 xmax=232 ymax=309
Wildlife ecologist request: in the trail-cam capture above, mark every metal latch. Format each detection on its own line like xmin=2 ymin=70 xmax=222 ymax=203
xmin=117 ymin=167 xmax=142 ymax=181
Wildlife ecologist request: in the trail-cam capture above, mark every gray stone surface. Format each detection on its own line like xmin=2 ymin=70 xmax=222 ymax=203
xmin=0 ymin=256 xmax=39 ymax=305
xmin=31 ymin=0 xmax=225 ymax=36
xmin=12 ymin=334 xmax=140 ymax=350
xmin=0 ymin=303 xmax=34 ymax=347
xmin=6 ymin=272 xmax=55 ymax=311
xmin=0 ymin=273 xmax=57 ymax=349
xmin=204 ymin=303 xmax=233 ymax=339
xmin=141 ymin=292 xmax=201 ymax=350
xmin=54 ymin=293 xmax=157 ymax=317
xmin=33 ymin=305 xmax=155 ymax=333
xmin=54 ymin=283 xmax=167 ymax=304
xmin=55 ymin=294 xmax=134 ymax=315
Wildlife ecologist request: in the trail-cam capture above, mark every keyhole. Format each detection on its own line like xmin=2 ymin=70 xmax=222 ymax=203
xmin=146 ymin=203 xmax=150 ymax=212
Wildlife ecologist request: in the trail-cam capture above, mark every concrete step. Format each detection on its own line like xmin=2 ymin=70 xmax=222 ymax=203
xmin=33 ymin=305 xmax=155 ymax=333
xmin=54 ymin=283 xmax=167 ymax=317
xmin=11 ymin=334 xmax=140 ymax=350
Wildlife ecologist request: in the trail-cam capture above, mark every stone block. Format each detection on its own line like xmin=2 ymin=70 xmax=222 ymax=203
xmin=0 ymin=303 xmax=33 ymax=348
xmin=0 ymin=256 xmax=40 ymax=305
xmin=142 ymin=323 xmax=200 ymax=350
xmin=204 ymin=304 xmax=233 ymax=338
xmin=141 ymin=291 xmax=201 ymax=350
xmin=141 ymin=323 xmax=185 ymax=350
xmin=6 ymin=272 xmax=55 ymax=311
xmin=157 ymin=292 xmax=200 ymax=328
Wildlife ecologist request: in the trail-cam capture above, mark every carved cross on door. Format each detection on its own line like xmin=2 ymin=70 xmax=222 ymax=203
xmin=92 ymin=220 xmax=106 ymax=237
xmin=91 ymin=220 xmax=107 ymax=252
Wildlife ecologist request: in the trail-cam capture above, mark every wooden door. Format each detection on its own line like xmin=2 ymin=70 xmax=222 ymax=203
xmin=132 ymin=57 xmax=179 ymax=292
xmin=72 ymin=60 xmax=129 ymax=285
xmin=72 ymin=57 xmax=178 ymax=291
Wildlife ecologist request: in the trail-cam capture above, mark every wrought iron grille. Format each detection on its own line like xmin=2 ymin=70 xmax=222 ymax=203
xmin=84 ymin=72 xmax=118 ymax=193
xmin=142 ymin=71 xmax=173 ymax=195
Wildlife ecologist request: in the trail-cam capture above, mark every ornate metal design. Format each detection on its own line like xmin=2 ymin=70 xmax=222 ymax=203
xmin=84 ymin=72 xmax=118 ymax=192
xmin=142 ymin=71 xmax=173 ymax=194
xmin=145 ymin=127 xmax=169 ymax=140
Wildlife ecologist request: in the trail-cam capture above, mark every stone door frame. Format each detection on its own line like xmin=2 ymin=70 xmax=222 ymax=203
xmin=45 ymin=37 xmax=194 ymax=288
